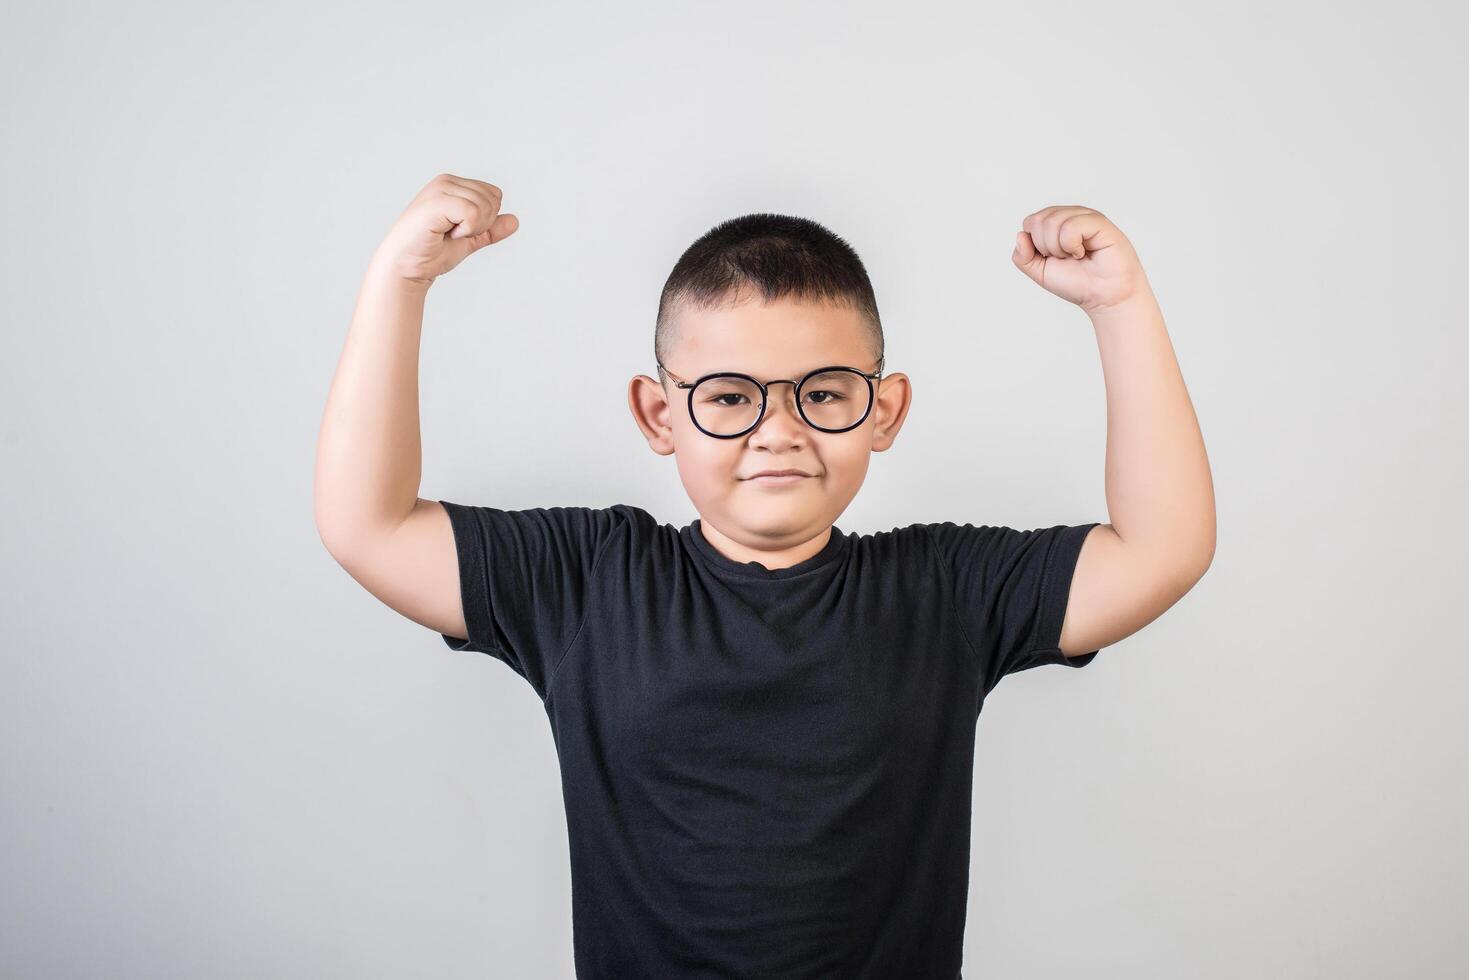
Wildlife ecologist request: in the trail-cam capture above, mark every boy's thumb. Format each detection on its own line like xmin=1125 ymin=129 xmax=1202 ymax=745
xmin=1011 ymin=231 xmax=1044 ymax=284
xmin=466 ymin=213 xmax=519 ymax=252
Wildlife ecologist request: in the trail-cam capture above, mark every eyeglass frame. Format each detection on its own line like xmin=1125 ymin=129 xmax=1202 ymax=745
xmin=655 ymin=355 xmax=886 ymax=438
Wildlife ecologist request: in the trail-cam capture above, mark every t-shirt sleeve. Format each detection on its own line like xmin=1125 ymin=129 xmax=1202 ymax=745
xmin=436 ymin=500 xmax=628 ymax=700
xmin=924 ymin=520 xmax=1103 ymax=696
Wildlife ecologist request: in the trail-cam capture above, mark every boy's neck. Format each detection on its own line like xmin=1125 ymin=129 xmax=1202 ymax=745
xmin=697 ymin=518 xmax=834 ymax=571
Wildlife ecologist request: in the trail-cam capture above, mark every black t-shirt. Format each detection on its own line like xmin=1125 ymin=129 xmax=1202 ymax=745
xmin=437 ymin=500 xmax=1101 ymax=979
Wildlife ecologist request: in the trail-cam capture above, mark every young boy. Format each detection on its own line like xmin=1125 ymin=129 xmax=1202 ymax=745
xmin=314 ymin=174 xmax=1215 ymax=978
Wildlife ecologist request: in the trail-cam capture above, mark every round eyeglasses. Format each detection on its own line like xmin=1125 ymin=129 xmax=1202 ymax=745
xmin=656 ymin=357 xmax=885 ymax=438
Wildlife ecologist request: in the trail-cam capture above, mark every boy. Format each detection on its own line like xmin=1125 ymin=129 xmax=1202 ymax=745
xmin=314 ymin=174 xmax=1216 ymax=978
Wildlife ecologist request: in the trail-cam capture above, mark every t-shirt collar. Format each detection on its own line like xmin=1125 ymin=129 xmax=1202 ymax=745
xmin=684 ymin=518 xmax=847 ymax=579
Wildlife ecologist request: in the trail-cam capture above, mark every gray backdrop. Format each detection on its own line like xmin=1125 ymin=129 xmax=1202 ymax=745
xmin=3 ymin=1 xmax=1465 ymax=977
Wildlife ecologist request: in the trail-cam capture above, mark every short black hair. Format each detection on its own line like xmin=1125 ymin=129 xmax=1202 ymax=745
xmin=655 ymin=212 xmax=884 ymax=376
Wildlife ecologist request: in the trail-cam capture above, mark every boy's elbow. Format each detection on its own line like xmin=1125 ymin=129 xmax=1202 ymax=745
xmin=316 ymin=519 xmax=356 ymax=564
xmin=1152 ymin=540 xmax=1214 ymax=601
xmin=1176 ymin=545 xmax=1214 ymax=592
xmin=314 ymin=507 xmax=376 ymax=564
xmin=1180 ymin=514 xmax=1216 ymax=584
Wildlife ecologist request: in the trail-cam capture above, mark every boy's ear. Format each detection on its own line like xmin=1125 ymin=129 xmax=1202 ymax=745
xmin=627 ymin=374 xmax=676 ymax=456
xmin=870 ymin=371 xmax=912 ymax=452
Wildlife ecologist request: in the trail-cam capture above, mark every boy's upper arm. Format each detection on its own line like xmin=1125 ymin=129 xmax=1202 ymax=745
xmin=325 ymin=498 xmax=631 ymax=699
xmin=325 ymin=498 xmax=471 ymax=645
xmin=929 ymin=517 xmax=1206 ymax=695
xmin=1058 ymin=523 xmax=1207 ymax=658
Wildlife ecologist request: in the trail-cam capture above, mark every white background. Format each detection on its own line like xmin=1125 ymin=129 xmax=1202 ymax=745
xmin=2 ymin=1 xmax=1464 ymax=976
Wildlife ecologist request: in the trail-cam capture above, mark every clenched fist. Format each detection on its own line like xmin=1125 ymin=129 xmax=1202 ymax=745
xmin=1011 ymin=206 xmax=1148 ymax=314
xmin=371 ymin=173 xmax=519 ymax=286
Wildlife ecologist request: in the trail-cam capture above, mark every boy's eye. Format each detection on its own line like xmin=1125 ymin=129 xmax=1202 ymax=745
xmin=703 ymin=390 xmax=846 ymax=407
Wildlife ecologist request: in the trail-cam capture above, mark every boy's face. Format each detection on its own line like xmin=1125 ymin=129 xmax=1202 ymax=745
xmin=628 ymin=295 xmax=912 ymax=559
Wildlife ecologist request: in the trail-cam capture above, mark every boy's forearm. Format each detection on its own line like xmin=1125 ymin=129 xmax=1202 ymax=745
xmin=1088 ymin=286 xmax=1216 ymax=579
xmin=313 ymin=256 xmax=432 ymax=553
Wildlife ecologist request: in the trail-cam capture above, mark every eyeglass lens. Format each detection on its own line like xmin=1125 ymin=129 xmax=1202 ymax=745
xmin=690 ymin=369 xmax=871 ymax=436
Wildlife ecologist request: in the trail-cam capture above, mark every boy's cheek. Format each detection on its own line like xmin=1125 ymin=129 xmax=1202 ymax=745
xmin=671 ymin=449 xmax=735 ymax=498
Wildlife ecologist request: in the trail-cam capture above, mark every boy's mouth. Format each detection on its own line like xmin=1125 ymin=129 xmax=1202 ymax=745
xmin=743 ymin=468 xmax=813 ymax=479
xmin=743 ymin=469 xmax=814 ymax=487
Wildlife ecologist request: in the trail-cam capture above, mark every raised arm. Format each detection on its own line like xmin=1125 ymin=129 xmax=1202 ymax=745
xmin=312 ymin=173 xmax=519 ymax=640
xmin=1011 ymin=206 xmax=1216 ymax=657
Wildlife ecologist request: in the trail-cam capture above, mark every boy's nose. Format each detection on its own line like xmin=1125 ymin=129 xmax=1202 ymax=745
xmin=764 ymin=383 xmax=799 ymax=417
xmin=752 ymin=384 xmax=807 ymax=436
